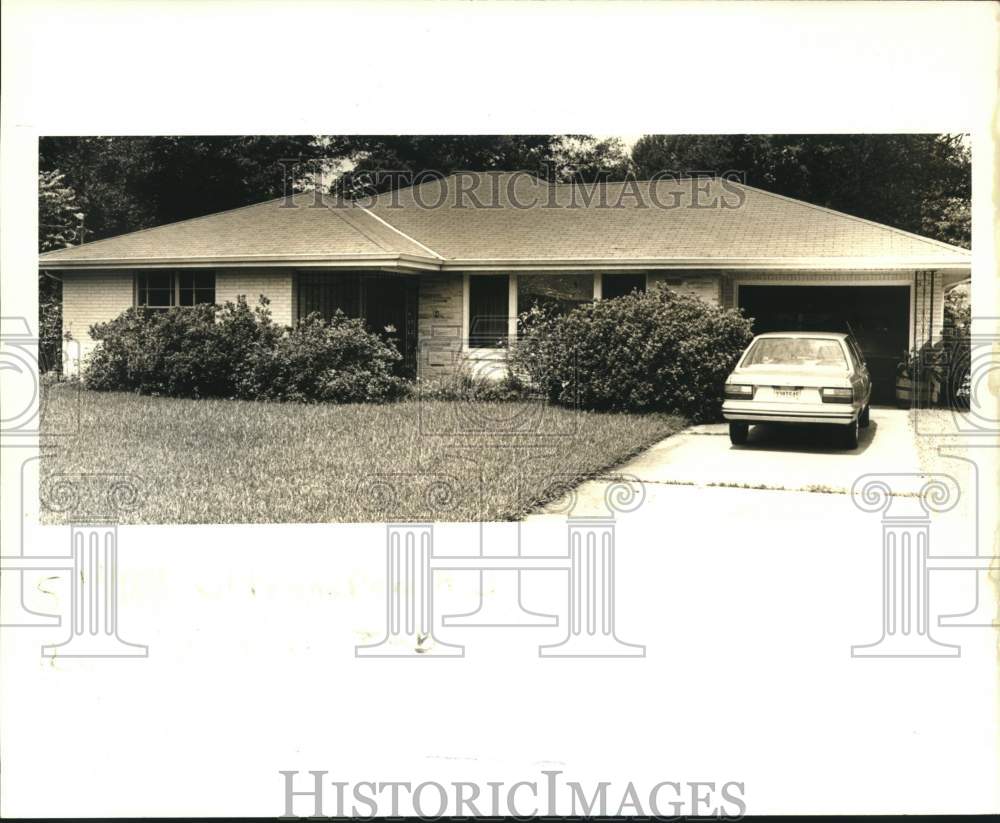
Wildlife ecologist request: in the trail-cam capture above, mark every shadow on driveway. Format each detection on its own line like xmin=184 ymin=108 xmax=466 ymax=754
xmin=733 ymin=419 xmax=878 ymax=456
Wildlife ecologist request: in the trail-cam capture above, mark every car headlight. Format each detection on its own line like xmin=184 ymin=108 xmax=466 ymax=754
xmin=724 ymin=384 xmax=755 ymax=399
xmin=820 ymin=386 xmax=854 ymax=404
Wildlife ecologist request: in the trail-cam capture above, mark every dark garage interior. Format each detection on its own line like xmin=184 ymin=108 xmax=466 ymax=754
xmin=738 ymin=285 xmax=910 ymax=405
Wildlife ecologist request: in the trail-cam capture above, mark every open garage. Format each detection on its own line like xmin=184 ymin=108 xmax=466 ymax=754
xmin=737 ymin=284 xmax=911 ymax=404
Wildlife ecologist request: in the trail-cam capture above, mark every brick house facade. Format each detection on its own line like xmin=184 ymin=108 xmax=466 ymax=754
xmin=42 ymin=174 xmax=970 ymax=400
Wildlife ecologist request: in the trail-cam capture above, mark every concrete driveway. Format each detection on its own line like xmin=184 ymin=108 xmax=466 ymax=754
xmin=534 ymin=407 xmax=924 ymax=517
xmin=619 ymin=406 xmax=920 ymax=493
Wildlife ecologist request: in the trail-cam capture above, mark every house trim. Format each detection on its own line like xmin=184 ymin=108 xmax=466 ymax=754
xmin=40 ymin=255 xmax=970 ymax=274
xmin=447 ymin=257 xmax=970 ymax=273
xmin=38 ymin=254 xmax=442 ymax=272
xmin=355 ymin=205 xmax=445 ymax=260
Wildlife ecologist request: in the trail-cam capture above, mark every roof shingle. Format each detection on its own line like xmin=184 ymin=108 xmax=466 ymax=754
xmin=39 ymin=173 xmax=971 ymax=269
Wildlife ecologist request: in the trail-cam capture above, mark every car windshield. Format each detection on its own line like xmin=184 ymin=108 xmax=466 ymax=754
xmin=742 ymin=337 xmax=848 ymax=369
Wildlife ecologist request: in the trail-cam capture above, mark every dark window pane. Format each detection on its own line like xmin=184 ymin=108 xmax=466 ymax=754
xmin=468 ymin=274 xmax=509 ymax=348
xmin=177 ymin=272 xmax=215 ymax=305
xmin=602 ymin=273 xmax=646 ymax=300
xmin=297 ymin=273 xmax=361 ymax=321
xmin=137 ymin=272 xmax=174 ymax=310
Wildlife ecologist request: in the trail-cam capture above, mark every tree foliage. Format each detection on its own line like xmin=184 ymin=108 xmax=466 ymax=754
xmin=39 ymin=136 xmax=326 ymax=242
xmin=631 ymin=134 xmax=970 ymax=247
xmin=328 ymin=135 xmax=631 ymax=197
xmin=38 ymin=170 xmax=87 ymax=371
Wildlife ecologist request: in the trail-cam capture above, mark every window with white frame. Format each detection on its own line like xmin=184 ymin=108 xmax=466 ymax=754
xmin=136 ymin=271 xmax=215 ymax=310
xmin=468 ymin=274 xmax=510 ymax=348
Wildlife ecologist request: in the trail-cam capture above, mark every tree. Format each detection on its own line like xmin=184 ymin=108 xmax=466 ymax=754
xmin=631 ymin=134 xmax=970 ymax=247
xmin=38 ymin=170 xmax=86 ymax=371
xmin=39 ymin=170 xmax=85 ymax=251
xmin=39 ymin=135 xmax=635 ymax=239
xmin=327 ymin=135 xmax=631 ymax=197
xmin=39 ymin=136 xmax=328 ymax=242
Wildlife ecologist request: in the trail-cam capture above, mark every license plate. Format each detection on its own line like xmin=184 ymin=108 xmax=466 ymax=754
xmin=774 ymin=388 xmax=800 ymax=399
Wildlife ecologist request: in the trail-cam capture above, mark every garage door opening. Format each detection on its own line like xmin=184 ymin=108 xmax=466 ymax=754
xmin=738 ymin=285 xmax=910 ymax=405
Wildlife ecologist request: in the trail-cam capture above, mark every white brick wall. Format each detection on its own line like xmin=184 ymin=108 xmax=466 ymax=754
xmin=215 ymin=269 xmax=295 ymax=325
xmin=60 ymin=268 xmax=297 ymax=376
xmin=61 ymin=271 xmax=134 ymax=376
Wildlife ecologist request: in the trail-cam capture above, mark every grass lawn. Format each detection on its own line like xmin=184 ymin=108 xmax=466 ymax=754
xmin=39 ymin=383 xmax=685 ymax=523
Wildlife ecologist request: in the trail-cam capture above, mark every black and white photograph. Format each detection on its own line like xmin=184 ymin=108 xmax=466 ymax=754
xmin=1 ymin=0 xmax=997 ymax=819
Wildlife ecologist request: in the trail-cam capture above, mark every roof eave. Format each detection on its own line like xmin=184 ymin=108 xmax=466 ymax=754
xmin=442 ymin=257 xmax=972 ymax=272
xmin=38 ymin=254 xmax=971 ymax=274
xmin=38 ymin=253 xmax=442 ymax=272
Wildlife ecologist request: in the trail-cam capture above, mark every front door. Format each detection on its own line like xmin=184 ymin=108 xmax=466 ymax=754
xmin=361 ymin=274 xmax=418 ymax=376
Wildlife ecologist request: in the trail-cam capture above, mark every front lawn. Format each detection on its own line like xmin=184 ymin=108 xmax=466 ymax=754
xmin=39 ymin=384 xmax=685 ymax=523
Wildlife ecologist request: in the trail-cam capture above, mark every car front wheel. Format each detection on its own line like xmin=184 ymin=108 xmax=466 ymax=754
xmin=729 ymin=421 xmax=749 ymax=446
xmin=842 ymin=417 xmax=860 ymax=450
xmin=859 ymin=404 xmax=870 ymax=428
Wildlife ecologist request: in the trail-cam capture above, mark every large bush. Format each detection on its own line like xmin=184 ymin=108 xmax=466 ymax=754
xmin=84 ymin=298 xmax=404 ymax=404
xmin=245 ymin=312 xmax=405 ymax=403
xmin=509 ymin=284 xmax=753 ymax=421
xmin=84 ymin=298 xmax=280 ymax=397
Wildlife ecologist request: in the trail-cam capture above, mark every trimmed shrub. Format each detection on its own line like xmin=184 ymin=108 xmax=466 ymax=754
xmin=246 ymin=311 xmax=405 ymax=403
xmin=84 ymin=298 xmax=404 ymax=404
xmin=508 ymin=284 xmax=753 ymax=421
xmin=84 ymin=297 xmax=280 ymax=398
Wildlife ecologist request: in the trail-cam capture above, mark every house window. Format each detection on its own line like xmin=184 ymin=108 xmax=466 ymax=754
xmin=136 ymin=271 xmax=215 ymax=310
xmin=178 ymin=272 xmax=216 ymax=306
xmin=468 ymin=274 xmax=510 ymax=348
xmin=601 ymin=273 xmax=646 ymax=300
xmin=517 ymin=273 xmax=593 ymax=318
xmin=298 ymin=272 xmax=361 ymax=320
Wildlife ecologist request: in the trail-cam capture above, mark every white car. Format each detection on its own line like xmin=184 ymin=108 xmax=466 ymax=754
xmin=722 ymin=331 xmax=872 ymax=449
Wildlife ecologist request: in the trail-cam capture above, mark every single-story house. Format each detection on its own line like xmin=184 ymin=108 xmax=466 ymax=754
xmin=39 ymin=172 xmax=971 ymax=403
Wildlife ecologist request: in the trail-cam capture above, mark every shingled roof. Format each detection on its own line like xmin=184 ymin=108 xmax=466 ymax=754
xmin=39 ymin=173 xmax=971 ymax=271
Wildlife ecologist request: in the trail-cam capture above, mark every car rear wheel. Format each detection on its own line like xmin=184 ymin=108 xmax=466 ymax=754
xmin=859 ymin=404 xmax=870 ymax=428
xmin=729 ymin=422 xmax=749 ymax=445
xmin=842 ymin=417 xmax=860 ymax=450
